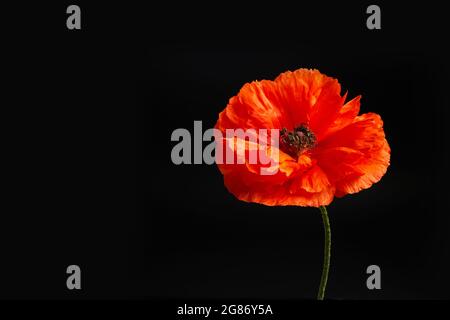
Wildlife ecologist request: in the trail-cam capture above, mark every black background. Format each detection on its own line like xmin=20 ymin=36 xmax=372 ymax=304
xmin=2 ymin=1 xmax=450 ymax=304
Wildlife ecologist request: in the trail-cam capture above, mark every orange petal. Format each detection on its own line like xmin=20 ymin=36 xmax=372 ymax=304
xmin=319 ymin=95 xmax=361 ymax=141
xmin=316 ymin=112 xmax=390 ymax=196
xmin=216 ymin=80 xmax=290 ymax=131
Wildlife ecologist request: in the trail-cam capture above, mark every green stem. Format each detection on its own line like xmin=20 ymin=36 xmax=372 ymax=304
xmin=317 ymin=205 xmax=331 ymax=300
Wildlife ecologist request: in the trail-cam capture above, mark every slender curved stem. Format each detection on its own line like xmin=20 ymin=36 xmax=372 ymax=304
xmin=317 ymin=205 xmax=331 ymax=300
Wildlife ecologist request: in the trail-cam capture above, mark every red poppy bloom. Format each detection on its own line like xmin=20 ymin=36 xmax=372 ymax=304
xmin=215 ymin=68 xmax=390 ymax=207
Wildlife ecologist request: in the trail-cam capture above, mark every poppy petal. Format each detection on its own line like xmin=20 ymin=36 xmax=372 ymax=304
xmin=216 ymin=80 xmax=289 ymax=131
xmin=316 ymin=112 xmax=390 ymax=196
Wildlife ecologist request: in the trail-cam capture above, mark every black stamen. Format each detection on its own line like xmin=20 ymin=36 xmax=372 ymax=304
xmin=279 ymin=124 xmax=316 ymax=158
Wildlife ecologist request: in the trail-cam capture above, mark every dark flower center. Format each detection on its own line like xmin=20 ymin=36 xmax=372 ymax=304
xmin=279 ymin=124 xmax=317 ymax=158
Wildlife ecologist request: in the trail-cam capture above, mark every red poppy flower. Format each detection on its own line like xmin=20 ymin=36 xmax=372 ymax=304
xmin=215 ymin=68 xmax=390 ymax=207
